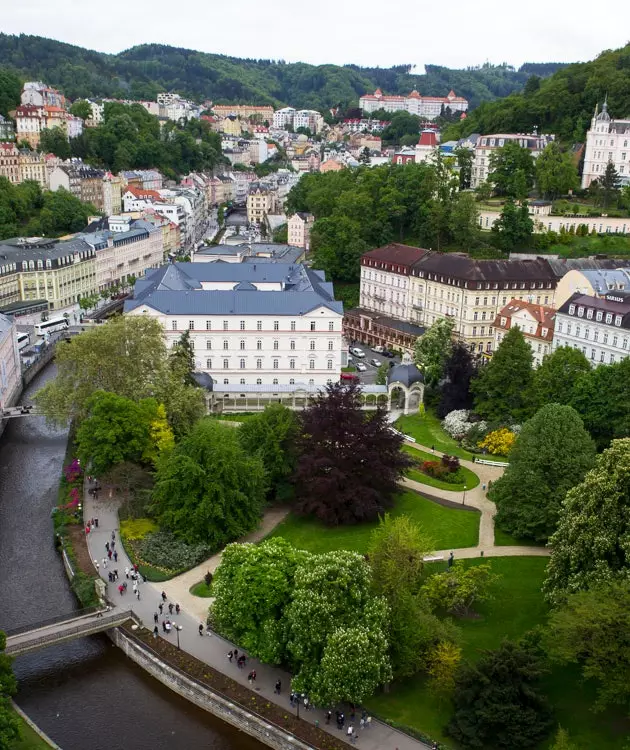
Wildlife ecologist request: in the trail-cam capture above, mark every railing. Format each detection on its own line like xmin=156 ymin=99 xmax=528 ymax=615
xmin=5 ymin=609 xmax=135 ymax=655
xmin=474 ymin=458 xmax=509 ymax=467
xmin=3 ymin=605 xmax=101 ymax=637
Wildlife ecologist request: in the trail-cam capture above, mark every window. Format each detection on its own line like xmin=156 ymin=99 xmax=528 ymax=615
xmin=328 ymin=340 xmax=334 ymax=350
xmin=239 ymin=320 xmax=245 ymax=330
xmin=289 ymin=320 xmax=296 ymax=332
xmin=223 ymin=359 xmax=229 ymax=369
xmin=613 ymin=335 xmax=618 ymax=347
xmin=223 ymin=320 xmax=228 ymax=330
xmin=290 ymin=340 xmax=295 ymax=350
xmin=596 ymin=311 xmax=603 ymax=322
xmin=577 ymin=307 xmax=584 ymax=317
xmin=205 ymin=320 xmax=212 ymax=330
xmin=240 ymin=340 xmax=245 ymax=350
xmin=257 ymin=320 xmax=262 ymax=331
xmin=257 ymin=339 xmax=262 ymax=350
xmin=310 ymin=321 xmax=316 ymax=331
xmin=587 ymin=309 xmax=593 ymax=319
xmin=310 ymin=340 xmax=316 ymax=350
xmin=256 ymin=359 xmax=262 ymax=369
xmin=240 ymin=378 xmax=245 ymax=385
xmin=603 ymin=332 xmax=609 ymax=345
xmin=591 ymin=349 xmax=596 ymax=360
xmin=328 ymin=321 xmax=334 ymax=331
xmin=206 ymin=358 xmax=212 ymax=369
xmin=223 ymin=378 xmax=229 ymax=384
xmin=327 ymin=359 xmax=333 ymax=370
xmin=274 ymin=320 xmax=279 ymax=331
xmin=290 ymin=359 xmax=295 ymax=369
xmin=309 ymin=360 xmax=315 ymax=369
xmin=474 ymin=312 xmax=478 ymax=321
xmin=256 ymin=378 xmax=262 ymax=385
xmin=171 ymin=321 xmax=177 ymax=331
xmin=610 ymin=353 xmax=616 ymax=364
xmin=584 ymin=328 xmax=589 ymax=340
xmin=475 ymin=297 xmax=480 ymax=305
xmin=223 ymin=340 xmax=228 ymax=350
xmin=273 ymin=359 xmax=279 ymax=369
xmin=615 ymin=315 xmax=622 ymax=327
xmin=289 ymin=378 xmax=295 ymax=385
xmin=206 ymin=340 xmax=212 ymax=349
xmin=273 ymin=378 xmax=278 ymax=385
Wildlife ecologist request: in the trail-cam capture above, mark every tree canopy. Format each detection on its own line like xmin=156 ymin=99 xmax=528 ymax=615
xmin=471 ymin=327 xmax=534 ymax=424
xmin=544 ymin=439 xmax=630 ymax=606
xmin=151 ymin=419 xmax=266 ymax=547
xmin=414 ymin=317 xmax=454 ymax=387
xmin=437 ymin=343 xmax=477 ymax=418
xmin=535 ymin=142 xmax=579 ymax=199
xmin=488 ymin=142 xmax=535 ymax=199
xmin=293 ymin=382 xmax=411 ymax=525
xmin=490 ymin=404 xmax=596 ymax=542
xmin=0 ymin=630 xmax=19 ymax=750
xmin=532 ymin=346 xmax=591 ymax=409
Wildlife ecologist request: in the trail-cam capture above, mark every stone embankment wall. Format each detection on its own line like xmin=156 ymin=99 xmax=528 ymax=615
xmin=109 ymin=628 xmax=316 ymax=750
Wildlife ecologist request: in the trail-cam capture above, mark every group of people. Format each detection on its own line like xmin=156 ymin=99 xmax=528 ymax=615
xmin=227 ymin=649 xmax=248 ymax=669
xmin=84 ymin=517 xmax=99 ymax=535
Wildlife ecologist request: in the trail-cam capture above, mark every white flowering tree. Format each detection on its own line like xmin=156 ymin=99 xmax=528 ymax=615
xmin=285 ymin=550 xmax=391 ymax=704
xmin=442 ymin=410 xmax=473 ymax=439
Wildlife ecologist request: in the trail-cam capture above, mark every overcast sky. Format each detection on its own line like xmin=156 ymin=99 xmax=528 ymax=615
xmin=5 ymin=0 xmax=630 ymax=71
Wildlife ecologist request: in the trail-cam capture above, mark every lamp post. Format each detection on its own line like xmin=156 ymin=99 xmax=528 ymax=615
xmin=175 ymin=624 xmax=182 ymax=650
xmin=462 ymin=484 xmax=467 ymax=505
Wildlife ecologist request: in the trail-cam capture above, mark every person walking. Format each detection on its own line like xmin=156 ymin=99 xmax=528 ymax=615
xmin=365 ymin=715 xmax=372 ymax=730
xmin=102 ymin=557 xmax=107 ymax=569
xmin=360 ymin=717 xmax=365 ymax=731
xmin=153 ymin=625 xmax=158 ymax=639
xmin=233 ymin=648 xmax=238 ymax=662
xmin=161 ymin=591 xmax=167 ymax=602
xmin=448 ymin=551 xmax=454 ymax=568
xmin=114 ymin=551 xmax=118 ymax=562
xmin=198 ymin=623 xmax=204 ymax=636
xmin=94 ymin=517 xmax=98 ymax=527
xmin=347 ymin=725 xmax=353 ymax=741
xmin=113 ymin=569 xmax=118 ymax=580
xmin=125 ymin=566 xmax=130 ymax=579
xmin=135 ymin=589 xmax=140 ymax=600
xmin=94 ymin=559 xmax=99 ymax=572
xmin=111 ymin=531 xmax=115 ymax=541
xmin=105 ymin=542 xmax=110 ymax=552
xmin=227 ymin=651 xmax=233 ymax=662
xmin=108 ymin=549 xmax=112 ymax=560
xmin=158 ymin=602 xmax=163 ymax=615
xmin=175 ymin=603 xmax=180 ymax=615
xmin=162 ymin=620 xmax=167 ymax=633
xmin=154 ymin=612 xmax=159 ymax=624
xmin=248 ymin=670 xmax=254 ymax=685
xmin=326 ymin=710 xmax=332 ymax=725
xmin=274 ymin=679 xmax=281 ymax=695
xmin=168 ymin=603 xmax=174 ymax=615
xmin=118 ymin=584 xmax=124 ymax=596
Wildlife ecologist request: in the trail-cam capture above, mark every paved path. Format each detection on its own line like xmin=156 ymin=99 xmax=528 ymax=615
xmin=84 ymin=489 xmax=428 ymax=750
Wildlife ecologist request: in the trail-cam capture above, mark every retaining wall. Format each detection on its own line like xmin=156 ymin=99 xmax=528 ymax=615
xmin=11 ymin=701 xmax=62 ymax=749
xmin=109 ymin=628 xmax=315 ymax=750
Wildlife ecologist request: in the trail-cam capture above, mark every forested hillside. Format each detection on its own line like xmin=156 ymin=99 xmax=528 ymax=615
xmin=443 ymin=43 xmax=630 ymax=142
xmin=0 ymin=33 xmax=565 ymax=110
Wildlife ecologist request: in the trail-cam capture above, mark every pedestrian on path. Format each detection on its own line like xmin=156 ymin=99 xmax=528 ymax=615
xmin=326 ymin=710 xmax=331 ymax=725
xmin=107 ymin=549 xmax=112 ymax=560
xmin=94 ymin=518 xmax=98 ymax=527
xmin=102 ymin=557 xmax=107 ymax=569
xmin=360 ymin=718 xmax=365 ymax=730
xmin=159 ymin=603 xmax=163 ymax=615
xmin=111 ymin=531 xmax=115 ymax=541
xmin=161 ymin=591 xmax=167 ymax=602
xmin=303 ymin=696 xmax=309 ymax=711
xmin=274 ymin=679 xmax=281 ymax=694
xmin=113 ymin=569 xmax=118 ymax=580
xmin=154 ymin=613 xmax=159 ymax=624
xmin=153 ymin=626 xmax=158 ymax=639
xmin=125 ymin=566 xmax=129 ymax=579
xmin=347 ymin=726 xmax=353 ymax=740
xmin=233 ymin=648 xmax=238 ymax=661
xmin=168 ymin=603 xmax=174 ymax=615
xmin=105 ymin=542 xmax=110 ymax=552
xmin=118 ymin=584 xmax=124 ymax=596
xmin=162 ymin=620 xmax=167 ymax=633
xmin=175 ymin=603 xmax=180 ymax=615
xmin=94 ymin=559 xmax=99 ymax=571
xmin=114 ymin=551 xmax=118 ymax=562
xmin=135 ymin=589 xmax=140 ymax=600
xmin=96 ymin=609 xmax=103 ymax=619
xmin=448 ymin=551 xmax=454 ymax=568
xmin=227 ymin=651 xmax=233 ymax=662
xmin=365 ymin=716 xmax=372 ymax=730
xmin=198 ymin=624 xmax=204 ymax=636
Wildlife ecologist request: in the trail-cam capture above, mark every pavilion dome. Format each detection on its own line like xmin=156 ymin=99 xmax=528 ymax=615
xmin=387 ymin=353 xmax=424 ymax=388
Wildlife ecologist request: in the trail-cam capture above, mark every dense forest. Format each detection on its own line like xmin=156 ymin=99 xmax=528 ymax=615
xmin=0 ymin=34 xmax=566 ymax=110
xmin=443 ymin=43 xmax=630 ymax=142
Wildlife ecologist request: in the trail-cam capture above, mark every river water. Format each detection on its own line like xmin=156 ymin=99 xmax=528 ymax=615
xmin=0 ymin=365 xmax=262 ymax=750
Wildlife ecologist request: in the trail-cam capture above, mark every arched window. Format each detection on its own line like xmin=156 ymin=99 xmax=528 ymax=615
xmin=289 ymin=359 xmax=295 ymax=369
xmin=240 ymin=339 xmax=245 ymax=350
xmin=256 ymin=359 xmax=262 ymax=369
xmin=240 ymin=359 xmax=245 ymax=369
xmin=223 ymin=359 xmax=229 ymax=369
xmin=257 ymin=339 xmax=262 ymax=350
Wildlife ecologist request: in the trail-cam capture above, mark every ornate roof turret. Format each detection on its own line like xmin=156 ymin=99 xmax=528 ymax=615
xmin=597 ymin=96 xmax=611 ymax=122
xmin=387 ymin=352 xmax=424 ymax=388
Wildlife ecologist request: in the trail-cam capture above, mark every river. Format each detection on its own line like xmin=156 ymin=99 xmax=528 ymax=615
xmin=0 ymin=365 xmax=262 ymax=750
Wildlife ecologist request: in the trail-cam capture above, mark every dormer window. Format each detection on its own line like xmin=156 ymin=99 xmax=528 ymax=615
xmin=596 ymin=311 xmax=603 ymax=322
xmin=615 ymin=315 xmax=622 ymax=326
xmin=568 ymin=304 xmax=575 ymax=315
xmin=577 ymin=307 xmax=584 ymax=317
xmin=586 ymin=309 xmax=593 ymax=319
xmin=606 ymin=313 xmax=613 ymax=324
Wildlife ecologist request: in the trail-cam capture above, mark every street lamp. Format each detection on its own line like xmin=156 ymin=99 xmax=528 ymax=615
xmin=462 ymin=484 xmax=467 ymax=505
xmin=175 ymin=624 xmax=182 ymax=650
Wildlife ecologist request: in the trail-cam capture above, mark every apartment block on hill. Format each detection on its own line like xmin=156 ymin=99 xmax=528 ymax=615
xmin=581 ymin=100 xmax=630 ymax=189
xmin=471 ymin=133 xmax=554 ymax=188
xmin=359 ymin=89 xmax=468 ymax=119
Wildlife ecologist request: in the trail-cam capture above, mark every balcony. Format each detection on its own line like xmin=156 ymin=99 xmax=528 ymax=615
xmin=412 ymin=302 xmax=423 ymax=310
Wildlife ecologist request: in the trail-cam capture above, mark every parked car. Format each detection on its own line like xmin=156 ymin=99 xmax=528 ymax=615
xmin=370 ymin=358 xmax=381 ymax=367
xmin=382 ymin=350 xmax=395 ymax=358
xmin=355 ymin=362 xmax=367 ymax=372
xmin=371 ymin=345 xmax=385 ymax=354
xmin=350 ymin=347 xmax=365 ymax=358
xmin=340 ymin=372 xmax=360 ymax=382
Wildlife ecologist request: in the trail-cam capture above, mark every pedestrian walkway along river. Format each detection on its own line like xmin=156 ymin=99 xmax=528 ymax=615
xmin=0 ymin=365 xmax=263 ymax=750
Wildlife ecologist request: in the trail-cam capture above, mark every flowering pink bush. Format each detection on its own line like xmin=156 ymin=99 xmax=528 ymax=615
xmin=64 ymin=458 xmax=82 ymax=483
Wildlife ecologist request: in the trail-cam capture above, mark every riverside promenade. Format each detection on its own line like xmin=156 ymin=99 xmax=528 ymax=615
xmin=83 ymin=489 xmax=430 ymax=750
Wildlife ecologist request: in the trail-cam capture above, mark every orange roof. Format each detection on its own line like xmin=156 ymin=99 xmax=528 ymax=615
xmin=125 ymin=185 xmax=162 ymax=200
xmin=493 ymin=299 xmax=556 ymax=341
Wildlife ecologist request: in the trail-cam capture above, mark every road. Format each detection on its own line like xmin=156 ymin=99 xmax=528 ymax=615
xmin=347 ymin=343 xmax=401 ymax=385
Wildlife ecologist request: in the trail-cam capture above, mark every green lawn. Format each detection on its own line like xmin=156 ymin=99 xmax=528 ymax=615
xmin=403 ymin=446 xmax=480 ymax=492
xmin=395 ymin=412 xmax=473 ymax=460
xmin=10 ymin=712 xmax=53 ymax=750
xmin=267 ymin=490 xmax=479 ymax=554
xmin=190 ymin=580 xmax=213 ymax=597
xmin=367 ymin=556 xmax=629 ymax=749
xmin=494 ymin=526 xmax=546 ymax=548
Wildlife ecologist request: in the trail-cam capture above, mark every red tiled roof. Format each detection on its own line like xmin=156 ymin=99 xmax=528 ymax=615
xmin=492 ymin=299 xmax=556 ymax=340
xmin=418 ymin=131 xmax=437 ymax=147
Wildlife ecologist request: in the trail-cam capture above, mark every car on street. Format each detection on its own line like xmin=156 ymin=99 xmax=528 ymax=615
xmin=340 ymin=372 xmax=360 ymax=382
xmin=350 ymin=347 xmax=365 ymax=358
xmin=382 ymin=350 xmax=395 ymax=358
xmin=371 ymin=345 xmax=385 ymax=354
xmin=355 ymin=362 xmax=367 ymax=372
xmin=369 ymin=358 xmax=381 ymax=367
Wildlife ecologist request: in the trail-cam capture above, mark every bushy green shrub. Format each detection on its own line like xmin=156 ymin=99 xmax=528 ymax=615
xmin=137 ymin=530 xmax=212 ymax=571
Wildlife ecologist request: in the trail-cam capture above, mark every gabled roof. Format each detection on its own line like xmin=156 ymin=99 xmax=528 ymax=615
xmin=493 ymin=299 xmax=556 ymax=340
xmin=362 ymin=244 xmax=430 ymax=268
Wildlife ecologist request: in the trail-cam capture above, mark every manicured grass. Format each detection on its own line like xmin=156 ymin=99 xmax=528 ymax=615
xmin=267 ymin=490 xmax=479 ymax=554
xmin=403 ymin=446 xmax=480 ymax=492
xmin=494 ymin=526 xmax=545 ymax=548
xmin=10 ymin=712 xmax=52 ymax=750
xmin=395 ymin=412 xmax=473 ymax=460
xmin=342 ymin=365 xmax=357 ymax=372
xmin=367 ymin=556 xmax=629 ymax=749
xmin=190 ymin=580 xmax=213 ymax=598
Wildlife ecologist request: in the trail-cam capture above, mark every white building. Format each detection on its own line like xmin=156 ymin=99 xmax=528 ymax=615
xmin=288 ymin=213 xmax=315 ymax=249
xmin=581 ymin=100 xmax=630 ymax=189
xmin=0 ymin=313 xmax=22 ymax=411
xmin=293 ymin=110 xmax=324 ymax=134
xmin=272 ymin=108 xmax=296 ymax=129
xmin=471 ymin=133 xmax=554 ymax=189
xmin=124 ymin=262 xmax=344 ymax=387
xmin=553 ymin=291 xmax=630 ymax=365
xmin=493 ymin=299 xmax=555 ymax=367
xmin=359 ymin=89 xmax=468 ymax=120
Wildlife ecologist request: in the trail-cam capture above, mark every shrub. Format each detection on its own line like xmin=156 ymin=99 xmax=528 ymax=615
xmin=120 ymin=517 xmax=159 ymax=541
xmin=478 ymin=427 xmax=516 ymax=456
xmin=460 ymin=420 xmax=489 ymax=451
xmin=441 ymin=454 xmax=461 ymax=473
xmin=421 ymin=460 xmax=448 ymax=479
xmin=136 ymin=530 xmax=212 ymax=572
xmin=442 ymin=410 xmax=472 ymax=439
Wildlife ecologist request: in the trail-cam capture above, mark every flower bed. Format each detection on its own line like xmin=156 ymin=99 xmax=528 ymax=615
xmin=127 ymin=623 xmax=348 ymax=750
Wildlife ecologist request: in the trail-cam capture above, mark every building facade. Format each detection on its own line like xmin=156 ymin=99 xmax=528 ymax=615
xmin=0 ymin=312 xmax=21 ymax=411
xmin=18 ymin=149 xmax=48 ymax=187
xmin=555 ymin=267 xmax=630 ymax=308
xmin=247 ymin=184 xmax=275 ymax=224
xmin=359 ymin=89 xmax=468 ymax=119
xmin=581 ymin=100 xmax=630 ymax=189
xmin=553 ymin=291 xmax=630 ymax=365
xmin=287 ymin=213 xmax=314 ymax=249
xmin=0 ymin=143 xmax=20 ymax=184
xmin=0 ymin=115 xmax=15 ymax=142
xmin=471 ymin=133 xmax=554 ymax=188
xmin=212 ymin=105 xmax=274 ymax=121
xmin=124 ymin=262 xmax=344 ymax=387
xmin=493 ymin=299 xmax=556 ymax=367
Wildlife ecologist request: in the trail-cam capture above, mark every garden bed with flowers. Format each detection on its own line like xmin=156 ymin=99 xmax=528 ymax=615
xmin=403 ymin=446 xmax=480 ymax=492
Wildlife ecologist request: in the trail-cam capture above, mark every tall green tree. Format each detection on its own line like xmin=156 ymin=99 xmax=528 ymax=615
xmin=535 ymin=142 xmax=579 ymax=199
xmin=151 ymin=419 xmax=267 ymax=547
xmin=293 ymin=382 xmax=411 ymax=525
xmin=448 ymin=192 xmax=480 ymax=248
xmin=454 ymin=146 xmax=473 ymax=190
xmin=69 ymin=99 xmax=93 ymax=121
xmin=238 ymin=404 xmax=298 ymax=502
xmin=544 ymin=439 xmax=630 ymax=606
xmin=310 ymin=215 xmax=368 ymax=282
xmin=438 ymin=343 xmax=477 ymax=418
xmin=0 ymin=68 xmax=21 ymax=119
xmin=491 ymin=197 xmax=533 ymax=252
xmin=39 ymin=127 xmax=71 ymax=159
xmin=488 ymin=142 xmax=535 ymax=198
xmin=471 ymin=327 xmax=534 ymax=424
xmin=601 ymin=161 xmax=621 ymax=208
xmin=168 ymin=330 xmax=196 ymax=386
xmin=414 ymin=317 xmax=455 ymax=386
xmin=544 ymin=581 xmax=630 ymax=713
xmin=490 ymin=404 xmax=596 ymax=542
xmin=447 ymin=640 xmax=553 ymax=749
xmin=0 ymin=630 xmax=19 ymax=750
xmin=532 ymin=346 xmax=591 ymax=409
